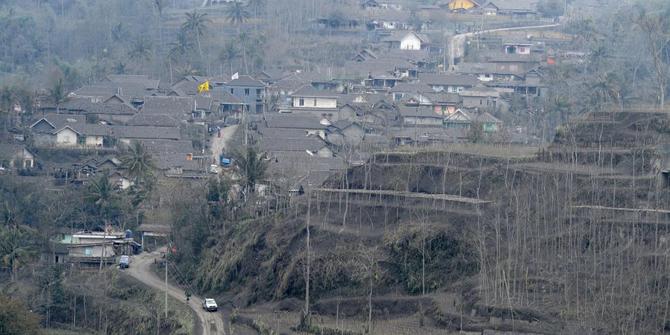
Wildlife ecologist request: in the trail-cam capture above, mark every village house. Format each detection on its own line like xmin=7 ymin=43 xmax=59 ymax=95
xmin=423 ymin=92 xmax=462 ymax=114
xmin=141 ymin=96 xmax=196 ymax=121
xmin=52 ymin=229 xmax=140 ymax=265
xmin=455 ymin=62 xmax=524 ymax=82
xmin=390 ymin=82 xmax=434 ymax=101
xmin=460 ymin=85 xmax=500 ymax=109
xmin=480 ymin=52 xmax=542 ymax=74
xmin=390 ymin=126 xmax=469 ymax=146
xmin=70 ymin=75 xmax=160 ymax=108
xmin=445 ymin=0 xmax=480 ymax=11
xmin=110 ymin=126 xmax=181 ymax=144
xmin=264 ymin=113 xmax=329 ymax=138
xmin=222 ymin=75 xmax=267 ymax=114
xmin=398 ymin=105 xmax=448 ymax=127
xmin=38 ymin=97 xmax=139 ymax=124
xmin=290 ymin=87 xmax=339 ymax=110
xmin=381 ymin=31 xmax=431 ymax=51
xmin=419 ymin=73 xmax=480 ymax=93
xmin=30 ymin=114 xmax=111 ymax=148
xmin=325 ymin=120 xmax=367 ymax=147
xmin=490 ymin=0 xmax=538 ymax=17
xmin=444 ymin=108 xmax=502 ymax=132
xmin=260 ymin=131 xmax=334 ymax=158
xmin=503 ymin=40 xmax=534 ymax=55
xmin=0 ymin=143 xmax=35 ymax=170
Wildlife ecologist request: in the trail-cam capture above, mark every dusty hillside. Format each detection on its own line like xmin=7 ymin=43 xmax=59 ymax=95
xmin=191 ymin=110 xmax=670 ymax=334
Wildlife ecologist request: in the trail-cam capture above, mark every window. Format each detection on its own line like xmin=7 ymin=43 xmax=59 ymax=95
xmin=480 ymin=99 xmax=483 ymax=105
xmin=84 ymin=248 xmax=92 ymax=256
xmin=299 ymin=98 xmax=305 ymax=106
xmin=313 ymin=99 xmax=317 ymax=106
xmin=256 ymin=89 xmax=262 ymax=96
xmin=244 ymin=88 xmax=250 ymax=96
xmin=230 ymin=88 xmax=234 ymax=94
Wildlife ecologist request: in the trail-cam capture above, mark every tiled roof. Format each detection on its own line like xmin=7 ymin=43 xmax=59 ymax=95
xmin=419 ymin=73 xmax=480 ymax=86
xmin=110 ymin=126 xmax=181 ymax=140
xmin=141 ymin=96 xmax=194 ymax=117
xmin=225 ymin=75 xmax=266 ymax=87
xmin=127 ymin=113 xmax=181 ymax=127
xmin=264 ymin=114 xmax=329 ymax=129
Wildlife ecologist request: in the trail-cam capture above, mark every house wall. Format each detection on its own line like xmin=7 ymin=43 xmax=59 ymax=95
xmin=483 ymin=122 xmax=499 ymax=132
xmin=317 ymin=147 xmax=333 ymax=158
xmin=403 ymin=117 xmax=443 ymax=127
xmin=292 ymin=97 xmax=338 ymax=109
xmin=462 ymin=96 xmax=496 ymax=108
xmin=56 ymin=128 xmax=78 ymax=147
xmin=68 ymin=244 xmax=115 ymax=258
xmin=400 ymin=34 xmax=422 ymax=50
xmin=430 ymin=85 xmax=467 ymax=93
xmin=224 ymin=86 xmax=265 ymax=113
xmin=477 ymin=73 xmax=494 ymax=82
xmin=20 ymin=149 xmax=34 ymax=168
xmin=433 ymin=105 xmax=458 ymax=115
xmin=85 ymin=135 xmax=104 ymax=147
xmin=32 ymin=133 xmax=55 ymax=147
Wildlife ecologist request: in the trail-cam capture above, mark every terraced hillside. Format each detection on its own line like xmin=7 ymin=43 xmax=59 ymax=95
xmin=194 ymin=110 xmax=670 ymax=334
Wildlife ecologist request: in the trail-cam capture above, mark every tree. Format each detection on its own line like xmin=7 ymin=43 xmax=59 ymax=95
xmin=128 ymin=36 xmax=153 ymax=69
xmin=537 ymin=0 xmax=564 ymax=18
xmin=168 ymin=30 xmax=195 ymax=82
xmin=226 ymin=1 xmax=250 ymax=33
xmin=234 ymin=146 xmax=267 ymax=196
xmin=247 ymin=0 xmax=266 ymax=19
xmin=0 ymin=294 xmax=41 ymax=335
xmin=49 ymin=78 xmax=66 ymax=113
xmin=0 ymin=223 xmax=37 ymax=282
xmin=120 ymin=141 xmax=155 ymax=187
xmin=113 ymin=62 xmax=127 ymax=75
xmin=182 ymin=10 xmax=210 ymax=58
xmin=633 ymin=4 xmax=670 ymax=108
xmin=218 ymin=41 xmax=240 ymax=76
xmin=85 ymin=173 xmax=119 ymax=223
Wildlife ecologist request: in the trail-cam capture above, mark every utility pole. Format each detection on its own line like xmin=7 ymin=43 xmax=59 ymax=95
xmin=165 ymin=250 xmax=168 ymax=319
xmin=304 ymin=186 xmax=311 ymax=324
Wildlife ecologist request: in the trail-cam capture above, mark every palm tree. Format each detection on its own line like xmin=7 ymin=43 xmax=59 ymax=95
xmin=128 ymin=37 xmax=153 ymax=67
xmin=154 ymin=0 xmax=168 ymax=55
xmin=247 ymin=0 xmax=266 ymax=18
xmin=234 ymin=146 xmax=267 ymax=197
xmin=0 ymin=224 xmax=36 ymax=281
xmin=182 ymin=10 xmax=210 ymax=58
xmin=246 ymin=0 xmax=266 ymax=31
xmin=84 ymin=173 xmax=121 ymax=226
xmin=177 ymin=64 xmax=202 ymax=78
xmin=218 ymin=41 xmax=240 ymax=76
xmin=237 ymin=31 xmax=251 ymax=73
xmin=49 ymin=79 xmax=66 ymax=113
xmin=121 ymin=141 xmax=155 ymax=187
xmin=112 ymin=62 xmax=127 ymax=75
xmin=168 ymin=30 xmax=195 ymax=83
xmin=226 ymin=1 xmax=250 ymax=33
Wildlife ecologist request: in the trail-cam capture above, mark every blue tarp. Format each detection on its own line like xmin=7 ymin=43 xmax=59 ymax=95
xmin=219 ymin=155 xmax=232 ymax=166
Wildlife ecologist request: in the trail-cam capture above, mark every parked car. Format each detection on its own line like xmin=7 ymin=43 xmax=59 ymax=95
xmin=202 ymin=298 xmax=218 ymax=312
xmin=119 ymin=255 xmax=130 ymax=269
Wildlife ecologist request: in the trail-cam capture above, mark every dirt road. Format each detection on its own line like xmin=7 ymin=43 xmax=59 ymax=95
xmin=210 ymin=125 xmax=238 ymax=162
xmin=125 ymin=250 xmax=226 ymax=335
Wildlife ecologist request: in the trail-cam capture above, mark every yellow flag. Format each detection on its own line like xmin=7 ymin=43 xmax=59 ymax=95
xmin=197 ymin=80 xmax=210 ymax=93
